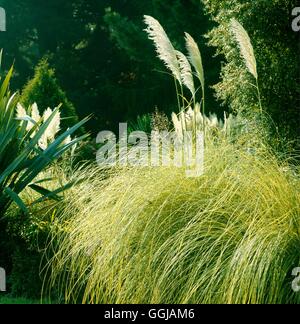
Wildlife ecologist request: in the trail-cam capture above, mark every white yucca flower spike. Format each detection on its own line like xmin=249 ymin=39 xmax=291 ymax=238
xmin=31 ymin=103 xmax=41 ymax=123
xmin=38 ymin=108 xmax=53 ymax=150
xmin=43 ymin=108 xmax=52 ymax=123
xmin=175 ymin=50 xmax=195 ymax=97
xmin=16 ymin=103 xmax=27 ymax=119
xmin=144 ymin=15 xmax=181 ymax=84
xmin=185 ymin=32 xmax=205 ymax=92
xmin=28 ymin=103 xmax=41 ymax=138
xmin=43 ymin=108 xmax=61 ymax=141
xmin=16 ymin=103 xmax=33 ymax=132
xmin=38 ymin=132 xmax=48 ymax=150
xmin=231 ymin=19 xmax=258 ymax=79
xmin=49 ymin=110 xmax=60 ymax=140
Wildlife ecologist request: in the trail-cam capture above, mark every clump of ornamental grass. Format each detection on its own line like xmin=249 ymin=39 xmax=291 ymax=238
xmin=47 ymin=128 xmax=300 ymax=303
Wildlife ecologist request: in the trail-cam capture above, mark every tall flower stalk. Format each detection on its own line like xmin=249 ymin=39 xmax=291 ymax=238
xmin=231 ymin=19 xmax=262 ymax=114
xmin=144 ymin=15 xmax=206 ymax=135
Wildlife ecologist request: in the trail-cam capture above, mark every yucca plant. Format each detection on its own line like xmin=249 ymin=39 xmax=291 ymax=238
xmin=0 ymin=62 xmax=89 ymax=218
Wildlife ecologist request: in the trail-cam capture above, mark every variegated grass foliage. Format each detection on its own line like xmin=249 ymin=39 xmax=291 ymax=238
xmin=47 ymin=129 xmax=300 ymax=304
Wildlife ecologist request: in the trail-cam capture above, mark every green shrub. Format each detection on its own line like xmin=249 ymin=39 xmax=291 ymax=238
xmin=8 ymin=245 xmax=43 ymax=299
xmin=21 ymin=59 xmax=79 ymax=130
xmin=202 ymin=0 xmax=300 ymax=143
xmin=128 ymin=114 xmax=152 ymax=134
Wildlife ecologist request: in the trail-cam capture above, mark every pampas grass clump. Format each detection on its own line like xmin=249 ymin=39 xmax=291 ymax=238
xmin=48 ymin=132 xmax=300 ymax=304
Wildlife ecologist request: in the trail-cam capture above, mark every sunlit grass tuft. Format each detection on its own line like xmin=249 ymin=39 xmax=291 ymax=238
xmin=47 ymin=129 xmax=300 ymax=304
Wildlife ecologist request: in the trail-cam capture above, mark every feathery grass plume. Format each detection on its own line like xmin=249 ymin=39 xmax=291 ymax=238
xmin=175 ymin=50 xmax=195 ymax=98
xmin=185 ymin=33 xmax=205 ymax=92
xmin=223 ymin=113 xmax=235 ymax=136
xmin=179 ymin=111 xmax=187 ymax=132
xmin=230 ymin=19 xmax=257 ymax=80
xmin=144 ymin=15 xmax=181 ymax=84
xmin=208 ymin=114 xmax=219 ymax=128
xmin=171 ymin=105 xmax=225 ymax=134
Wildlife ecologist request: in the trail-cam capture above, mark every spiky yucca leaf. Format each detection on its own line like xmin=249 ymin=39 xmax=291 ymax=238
xmin=231 ymin=19 xmax=258 ymax=79
xmin=185 ymin=32 xmax=205 ymax=92
xmin=144 ymin=15 xmax=181 ymax=84
xmin=176 ymin=50 xmax=195 ymax=97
